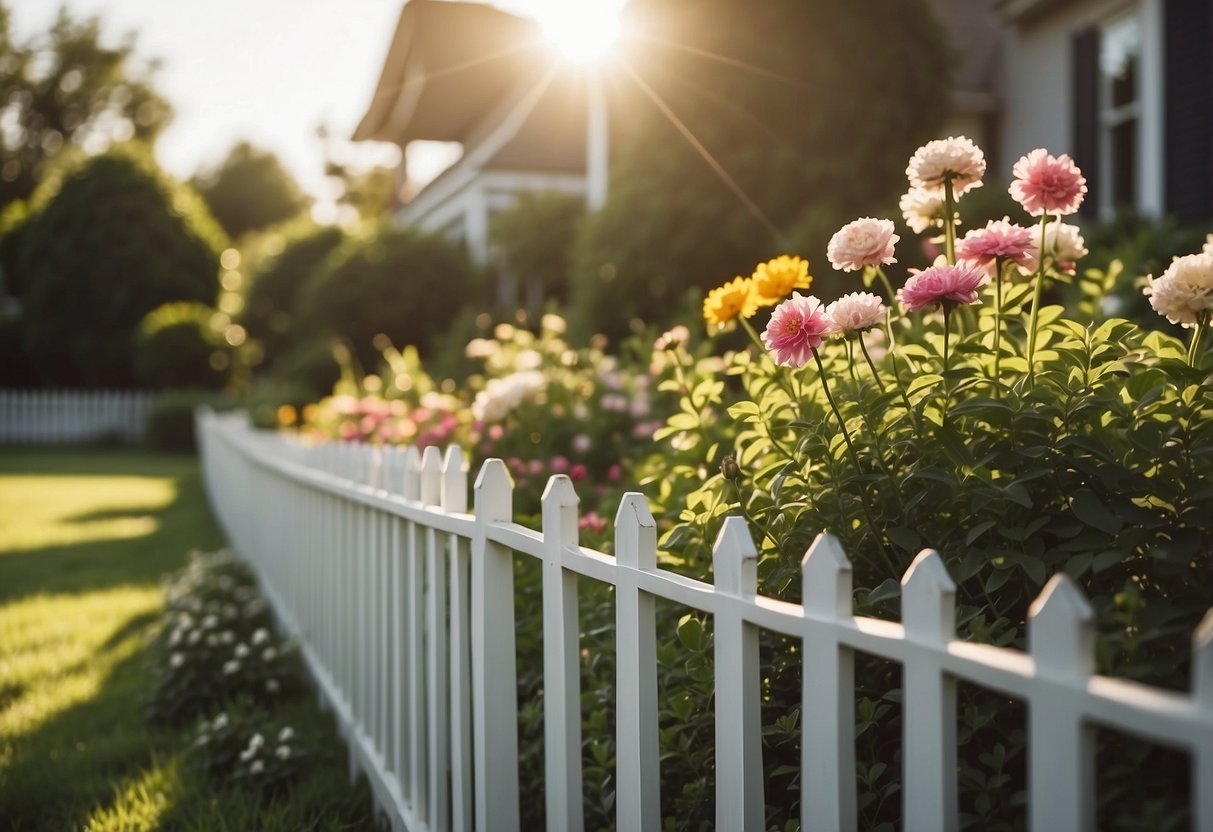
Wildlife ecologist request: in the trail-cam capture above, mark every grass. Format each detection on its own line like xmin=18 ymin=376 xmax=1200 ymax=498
xmin=0 ymin=448 xmax=375 ymax=831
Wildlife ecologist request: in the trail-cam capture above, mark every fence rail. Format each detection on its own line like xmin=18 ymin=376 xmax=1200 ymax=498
xmin=196 ymin=410 xmax=1213 ymax=832
xmin=0 ymin=389 xmax=154 ymax=444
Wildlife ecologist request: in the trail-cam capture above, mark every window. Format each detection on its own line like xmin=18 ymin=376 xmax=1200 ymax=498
xmin=1099 ymin=13 xmax=1141 ymax=214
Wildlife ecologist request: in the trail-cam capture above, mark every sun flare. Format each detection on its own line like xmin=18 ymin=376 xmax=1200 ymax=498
xmin=534 ymin=1 xmax=624 ymax=63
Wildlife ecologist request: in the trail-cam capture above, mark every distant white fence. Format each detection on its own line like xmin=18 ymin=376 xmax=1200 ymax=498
xmin=196 ymin=410 xmax=1213 ymax=832
xmin=0 ymin=390 xmax=154 ymax=444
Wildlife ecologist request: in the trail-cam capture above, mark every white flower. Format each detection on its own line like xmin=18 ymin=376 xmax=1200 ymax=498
xmin=248 ymin=732 xmax=264 ymax=751
xmin=220 ymin=630 xmax=235 ymax=645
xmin=1144 ymin=252 xmax=1213 ymax=327
xmin=240 ymin=747 xmax=255 ymax=762
xmin=187 ymin=630 xmax=202 ymax=646
xmin=266 ymin=678 xmax=280 ymax=694
xmin=572 ymin=434 xmax=592 ymax=454
xmin=262 ymin=647 xmax=277 ymax=662
xmin=470 ymin=370 xmax=546 ymax=423
xmin=826 ymin=292 xmax=887 ymax=334
xmin=541 ymin=313 xmax=567 ymax=334
xmin=906 ymin=135 xmax=986 ymax=197
xmin=169 ymin=652 xmax=185 ymax=668
xmin=223 ymin=659 xmax=240 ymax=675
xmin=514 ymin=349 xmax=543 ymax=371
xmin=251 ymin=628 xmax=270 ymax=646
xmin=275 ymin=744 xmax=291 ymax=760
xmin=277 ymin=726 xmax=294 ymax=742
xmin=827 ymin=218 xmax=899 ymax=272
xmin=465 ymin=338 xmax=499 ymax=359
xmin=1204 ymin=233 xmax=1213 ymax=255
xmin=213 ymin=713 xmax=229 ymax=730
xmin=234 ymin=643 xmax=250 ymax=659
xmin=168 ymin=629 xmax=183 ymax=647
xmin=899 ymin=187 xmax=947 ymax=234
xmin=201 ymin=615 xmax=218 ymax=630
xmin=249 ymin=760 xmax=264 ymax=774
xmin=1020 ymin=222 xmax=1089 ymax=274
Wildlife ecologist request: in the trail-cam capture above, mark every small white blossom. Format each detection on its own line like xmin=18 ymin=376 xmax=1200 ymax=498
xmin=266 ymin=678 xmax=280 ymax=694
xmin=275 ymin=744 xmax=291 ymax=760
xmin=278 ymin=726 xmax=294 ymax=742
xmin=213 ymin=713 xmax=229 ymax=730
xmin=169 ymin=652 xmax=185 ymax=668
xmin=262 ymin=647 xmax=277 ymax=662
xmin=234 ymin=643 xmax=250 ymax=659
xmin=249 ymin=759 xmax=264 ymax=774
xmin=252 ymin=628 xmax=270 ymax=646
xmin=223 ymin=659 xmax=241 ymax=675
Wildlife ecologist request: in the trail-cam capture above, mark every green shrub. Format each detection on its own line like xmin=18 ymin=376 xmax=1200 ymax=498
xmin=298 ymin=225 xmax=483 ymax=369
xmin=489 ymin=191 xmax=585 ymax=309
xmin=15 ymin=145 xmax=227 ymax=387
xmin=136 ymin=302 xmax=232 ymax=390
xmin=146 ymin=389 xmax=221 ymax=452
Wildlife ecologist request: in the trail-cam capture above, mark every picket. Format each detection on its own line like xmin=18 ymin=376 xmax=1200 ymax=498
xmin=0 ymin=389 xmax=154 ymax=444
xmin=196 ymin=411 xmax=1213 ymax=832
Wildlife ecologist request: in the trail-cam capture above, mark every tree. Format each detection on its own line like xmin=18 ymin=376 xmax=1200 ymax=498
xmin=192 ymin=142 xmax=309 ymax=239
xmin=299 ymin=226 xmax=482 ymax=370
xmin=569 ymin=0 xmax=953 ymax=340
xmin=0 ymin=3 xmax=170 ymax=208
xmin=16 ymin=146 xmax=226 ymax=387
xmin=489 ymin=191 xmax=586 ymax=311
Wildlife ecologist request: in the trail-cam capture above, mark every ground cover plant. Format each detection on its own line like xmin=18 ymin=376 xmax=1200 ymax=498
xmin=0 ymin=450 xmax=374 ymax=831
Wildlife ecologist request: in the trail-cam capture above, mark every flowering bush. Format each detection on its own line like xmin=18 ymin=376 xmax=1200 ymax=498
xmin=190 ymin=711 xmax=305 ymax=793
xmin=146 ymin=549 xmax=303 ymax=725
xmin=645 ymin=137 xmax=1209 ymax=830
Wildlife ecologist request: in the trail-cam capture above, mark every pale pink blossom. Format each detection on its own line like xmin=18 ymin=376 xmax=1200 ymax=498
xmin=826 ymin=292 xmax=886 ymax=334
xmin=761 ymin=292 xmax=836 ymax=368
xmin=827 ymin=218 xmax=899 ymax=272
xmin=956 ymin=219 xmax=1035 ymax=277
xmin=898 ymin=263 xmax=986 ymax=312
xmin=1009 ymin=148 xmax=1087 ymax=216
xmin=1019 ymin=222 xmax=1089 ymax=274
xmin=899 ymin=187 xmax=947 ymax=234
xmin=905 ymin=136 xmax=986 ymax=197
xmin=1144 ymin=252 xmax=1213 ymax=327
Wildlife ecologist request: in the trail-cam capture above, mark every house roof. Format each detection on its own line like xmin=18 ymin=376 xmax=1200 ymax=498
xmin=352 ymin=0 xmax=547 ymax=145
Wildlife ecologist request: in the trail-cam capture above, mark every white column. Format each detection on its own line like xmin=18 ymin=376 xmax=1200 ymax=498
xmin=586 ymin=72 xmax=609 ymax=211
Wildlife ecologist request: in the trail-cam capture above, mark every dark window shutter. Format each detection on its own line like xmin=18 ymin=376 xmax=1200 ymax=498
xmin=1164 ymin=0 xmax=1213 ymax=222
xmin=1072 ymin=27 xmax=1100 ymax=218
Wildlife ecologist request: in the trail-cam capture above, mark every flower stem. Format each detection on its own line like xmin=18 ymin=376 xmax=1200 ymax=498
xmin=1026 ymin=212 xmax=1051 ymax=384
xmin=993 ymin=255 xmax=1004 ymax=394
xmin=875 ymin=266 xmax=897 ymax=304
xmin=857 ymin=335 xmax=887 ymax=392
xmin=943 ymin=178 xmax=957 ymax=265
xmin=889 ymin=349 xmax=923 ymax=433
xmin=942 ymin=303 xmax=952 ymax=428
xmin=812 ymin=348 xmax=899 ymax=575
xmin=845 ymin=340 xmax=861 ymax=385
xmin=1189 ymin=312 xmax=1209 ymax=366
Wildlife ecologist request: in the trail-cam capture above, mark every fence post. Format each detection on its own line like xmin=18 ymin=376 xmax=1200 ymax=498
xmin=421 ymin=446 xmax=450 ymax=830
xmin=541 ymin=474 xmax=584 ymax=832
xmin=471 ymin=460 xmax=520 ymax=832
xmin=901 ymin=550 xmax=958 ymax=832
xmin=712 ymin=516 xmax=764 ymax=831
xmin=444 ymin=446 xmax=473 ymax=830
xmin=614 ymin=493 xmax=660 ymax=832
xmin=1191 ymin=609 xmax=1213 ymax=831
xmin=800 ymin=532 xmax=856 ymax=832
xmin=402 ymin=446 xmax=427 ymax=814
xmin=1027 ymin=574 xmax=1096 ymax=832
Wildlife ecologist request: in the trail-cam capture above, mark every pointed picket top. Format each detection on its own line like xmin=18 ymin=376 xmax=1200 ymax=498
xmin=541 ymin=474 xmax=580 ymax=550
xmin=473 ymin=458 xmax=514 ymax=523
xmin=442 ymin=445 xmax=468 ymax=513
xmin=402 ymin=446 xmax=422 ymax=501
xmin=1193 ymin=608 xmax=1213 ymax=709
xmin=901 ymin=549 xmax=956 ymax=644
xmin=801 ymin=532 xmax=852 ymax=619
xmin=614 ymin=492 xmax=656 ymax=571
xmin=420 ymin=445 xmax=443 ymax=507
xmin=1028 ymin=573 xmax=1094 ymax=678
xmin=713 ymin=516 xmax=757 ymax=599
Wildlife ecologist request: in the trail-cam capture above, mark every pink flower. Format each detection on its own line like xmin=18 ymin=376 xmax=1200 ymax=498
xmin=898 ymin=263 xmax=986 ymax=312
xmin=528 ymin=459 xmax=545 ymax=476
xmin=578 ymin=512 xmax=609 ymax=535
xmin=1009 ymin=148 xmax=1087 ymax=216
xmin=827 ymin=218 xmax=899 ymax=272
xmin=570 ymin=464 xmax=588 ymax=481
xmin=550 ymin=455 xmax=570 ymax=473
xmin=956 ymin=219 xmax=1035 ymax=276
xmin=906 ymin=136 xmax=986 ymax=197
xmin=606 ymin=464 xmax=622 ymax=482
xmin=761 ymin=292 xmax=835 ymax=368
xmin=826 ymin=292 xmax=886 ymax=334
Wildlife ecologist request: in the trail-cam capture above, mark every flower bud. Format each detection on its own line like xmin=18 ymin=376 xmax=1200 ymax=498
xmin=720 ymin=455 xmax=741 ymax=481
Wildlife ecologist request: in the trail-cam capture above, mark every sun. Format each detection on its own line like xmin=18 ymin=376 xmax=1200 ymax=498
xmin=534 ymin=1 xmax=624 ymax=63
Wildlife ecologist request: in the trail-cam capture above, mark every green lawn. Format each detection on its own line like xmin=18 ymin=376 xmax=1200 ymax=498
xmin=0 ymin=449 xmax=374 ymax=831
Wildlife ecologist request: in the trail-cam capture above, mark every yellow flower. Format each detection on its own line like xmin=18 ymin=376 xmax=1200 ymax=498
xmin=703 ymin=277 xmax=758 ymax=331
xmin=752 ymin=255 xmax=812 ymax=305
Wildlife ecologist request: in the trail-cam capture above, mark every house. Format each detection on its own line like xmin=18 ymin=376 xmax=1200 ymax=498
xmin=997 ymin=0 xmax=1212 ymax=221
xmin=352 ymin=0 xmax=607 ymax=266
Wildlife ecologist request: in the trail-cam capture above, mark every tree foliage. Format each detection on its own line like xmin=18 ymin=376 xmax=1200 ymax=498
xmin=0 ymin=3 xmax=170 ymax=208
xmin=16 ymin=146 xmax=225 ymax=387
xmin=135 ymin=301 xmax=231 ymax=390
xmin=192 ymin=142 xmax=309 ymax=239
xmin=299 ymin=226 xmax=483 ymax=370
xmin=570 ymin=0 xmax=952 ymax=340
xmin=489 ymin=191 xmax=585 ymax=309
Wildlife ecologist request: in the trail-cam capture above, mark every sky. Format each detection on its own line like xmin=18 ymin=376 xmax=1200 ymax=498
xmin=8 ymin=0 xmax=606 ymax=209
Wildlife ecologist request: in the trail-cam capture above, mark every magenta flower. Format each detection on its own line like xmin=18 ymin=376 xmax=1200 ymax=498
xmin=1009 ymin=148 xmax=1087 ymax=217
xmin=898 ymin=263 xmax=986 ymax=312
xmin=761 ymin=292 xmax=836 ymax=368
xmin=956 ymin=219 xmax=1035 ymax=275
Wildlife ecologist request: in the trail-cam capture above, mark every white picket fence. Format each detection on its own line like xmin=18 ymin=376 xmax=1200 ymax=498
xmin=196 ymin=410 xmax=1213 ymax=832
xmin=0 ymin=389 xmax=154 ymax=444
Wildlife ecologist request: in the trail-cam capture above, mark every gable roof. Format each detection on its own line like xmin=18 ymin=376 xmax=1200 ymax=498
xmin=353 ymin=0 xmax=547 ymax=144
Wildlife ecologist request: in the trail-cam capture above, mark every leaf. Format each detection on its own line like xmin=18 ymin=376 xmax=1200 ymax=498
xmin=677 ymin=614 xmax=704 ymax=652
xmin=984 ymin=568 xmax=1012 ymax=593
xmin=907 ymin=374 xmax=943 ymax=397
xmin=1020 ymin=557 xmax=1046 ymax=585
xmin=886 ymin=526 xmax=921 ymax=552
xmin=727 ymin=401 xmax=760 ymax=420
xmin=866 ymin=578 xmax=901 ymax=605
xmin=1070 ymin=488 xmax=1122 ymax=535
